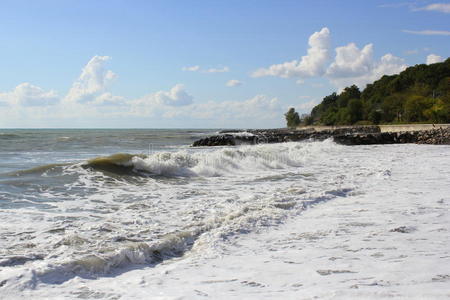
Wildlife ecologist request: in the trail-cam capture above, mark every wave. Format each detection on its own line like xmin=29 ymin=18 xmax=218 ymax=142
xmin=125 ymin=139 xmax=338 ymax=177
xmin=0 ymin=229 xmax=199 ymax=289
xmin=4 ymin=163 xmax=70 ymax=177
xmin=0 ymin=140 xmax=361 ymax=291
xmin=81 ymin=145 xmax=303 ymax=177
xmin=3 ymin=199 xmax=289 ymax=284
xmin=83 ymin=153 xmax=145 ymax=175
xmin=4 ymin=139 xmax=339 ymax=179
xmin=0 ymin=184 xmax=355 ymax=291
xmin=0 ymin=133 xmax=22 ymax=139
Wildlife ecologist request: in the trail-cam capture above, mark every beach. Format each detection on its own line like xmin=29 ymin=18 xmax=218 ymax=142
xmin=0 ymin=129 xmax=449 ymax=299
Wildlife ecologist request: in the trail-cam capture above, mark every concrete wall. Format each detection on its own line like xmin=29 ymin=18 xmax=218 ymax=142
xmin=297 ymin=125 xmax=374 ymax=132
xmin=378 ymin=124 xmax=450 ymax=132
xmin=297 ymin=124 xmax=450 ymax=133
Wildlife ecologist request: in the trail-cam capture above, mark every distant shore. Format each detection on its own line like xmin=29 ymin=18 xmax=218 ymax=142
xmin=192 ymin=124 xmax=450 ymax=146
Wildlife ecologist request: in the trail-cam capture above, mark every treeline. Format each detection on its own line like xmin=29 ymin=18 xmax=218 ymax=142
xmin=287 ymin=58 xmax=450 ymax=127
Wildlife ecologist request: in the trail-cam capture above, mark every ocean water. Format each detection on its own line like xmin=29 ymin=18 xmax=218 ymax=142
xmin=0 ymin=129 xmax=449 ymax=299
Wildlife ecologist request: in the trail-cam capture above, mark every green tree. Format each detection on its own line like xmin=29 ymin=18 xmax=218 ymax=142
xmin=381 ymin=95 xmax=404 ymax=123
xmin=423 ymin=98 xmax=450 ymax=123
xmin=336 ymin=108 xmax=351 ymax=125
xmin=368 ymin=109 xmax=382 ymax=124
xmin=338 ymin=85 xmax=361 ymax=108
xmin=284 ymin=108 xmax=301 ymax=128
xmin=321 ymin=107 xmax=338 ymax=125
xmin=347 ymin=98 xmax=364 ymax=124
xmin=306 ymin=58 xmax=450 ymax=125
xmin=403 ymin=95 xmax=430 ymax=122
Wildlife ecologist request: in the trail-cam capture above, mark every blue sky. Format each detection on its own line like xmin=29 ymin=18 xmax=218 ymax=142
xmin=0 ymin=0 xmax=449 ymax=128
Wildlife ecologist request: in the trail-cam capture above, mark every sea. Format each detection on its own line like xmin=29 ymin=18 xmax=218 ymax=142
xmin=0 ymin=129 xmax=449 ymax=299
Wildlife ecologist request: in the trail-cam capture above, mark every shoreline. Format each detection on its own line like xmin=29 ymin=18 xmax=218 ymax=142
xmin=192 ymin=125 xmax=450 ymax=147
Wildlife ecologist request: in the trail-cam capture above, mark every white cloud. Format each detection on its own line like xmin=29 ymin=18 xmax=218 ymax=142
xmin=0 ymin=83 xmax=59 ymax=106
xmin=417 ymin=3 xmax=450 ymax=13
xmin=64 ymin=55 xmax=116 ymax=104
xmin=90 ymin=92 xmax=126 ymax=106
xmin=165 ymin=95 xmax=281 ymax=122
xmin=132 ymin=84 xmax=193 ymax=108
xmin=0 ymin=56 xmax=289 ymax=128
xmin=182 ymin=65 xmax=200 ymax=72
xmin=205 ymin=66 xmax=229 ymax=73
xmin=127 ymin=92 xmax=284 ymax=127
xmin=403 ymin=29 xmax=450 ymax=36
xmin=378 ymin=2 xmax=415 ymax=8
xmin=326 ymin=43 xmax=374 ymax=78
xmin=226 ymin=79 xmax=242 ymax=87
xmin=327 ymin=50 xmax=407 ymax=90
xmin=181 ymin=65 xmax=230 ymax=73
xmin=426 ymin=54 xmax=444 ymax=64
xmin=154 ymin=84 xmax=193 ymax=106
xmin=252 ymin=27 xmax=331 ymax=78
xmin=251 ymin=27 xmax=407 ymax=90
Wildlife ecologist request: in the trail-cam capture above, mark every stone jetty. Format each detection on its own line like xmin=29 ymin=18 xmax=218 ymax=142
xmin=192 ymin=125 xmax=450 ymax=147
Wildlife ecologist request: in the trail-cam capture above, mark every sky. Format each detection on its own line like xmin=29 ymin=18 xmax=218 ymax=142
xmin=0 ymin=0 xmax=449 ymax=128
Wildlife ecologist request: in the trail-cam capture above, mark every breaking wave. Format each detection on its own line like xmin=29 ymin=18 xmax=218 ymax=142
xmin=0 ymin=139 xmax=376 ymax=292
xmin=80 ymin=140 xmax=339 ymax=178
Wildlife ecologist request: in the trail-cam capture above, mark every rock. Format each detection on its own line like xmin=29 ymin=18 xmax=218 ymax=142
xmin=192 ymin=127 xmax=450 ymax=147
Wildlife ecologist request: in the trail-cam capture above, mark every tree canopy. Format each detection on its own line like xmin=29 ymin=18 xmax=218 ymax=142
xmin=306 ymin=58 xmax=450 ymax=125
xmin=284 ymin=107 xmax=300 ymax=128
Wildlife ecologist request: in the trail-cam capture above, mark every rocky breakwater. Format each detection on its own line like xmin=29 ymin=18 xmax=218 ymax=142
xmin=192 ymin=126 xmax=450 ymax=147
xmin=333 ymin=127 xmax=450 ymax=145
xmin=192 ymin=126 xmax=380 ymax=146
xmin=416 ymin=128 xmax=450 ymax=145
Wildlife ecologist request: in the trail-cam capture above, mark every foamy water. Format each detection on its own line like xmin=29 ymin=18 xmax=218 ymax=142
xmin=0 ymin=129 xmax=449 ymax=299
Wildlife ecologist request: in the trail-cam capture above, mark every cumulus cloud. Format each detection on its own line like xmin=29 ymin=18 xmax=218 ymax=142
xmin=0 ymin=83 xmax=59 ymax=106
xmin=163 ymin=95 xmax=281 ymax=122
xmin=154 ymin=84 xmax=193 ymax=106
xmin=252 ymin=27 xmax=331 ymax=78
xmin=205 ymin=66 xmax=229 ymax=73
xmin=64 ymin=55 xmax=117 ymax=104
xmin=132 ymin=84 xmax=193 ymax=108
xmin=403 ymin=29 xmax=450 ymax=36
xmin=182 ymin=65 xmax=230 ymax=73
xmin=0 ymin=55 xmax=289 ymax=127
xmin=327 ymin=49 xmax=407 ymax=90
xmin=127 ymin=91 xmax=283 ymax=127
xmin=251 ymin=27 xmax=408 ymax=90
xmin=326 ymin=43 xmax=374 ymax=78
xmin=416 ymin=3 xmax=450 ymax=13
xmin=182 ymin=65 xmax=200 ymax=72
xmin=90 ymin=92 xmax=126 ymax=106
xmin=426 ymin=54 xmax=444 ymax=64
xmin=226 ymin=79 xmax=242 ymax=87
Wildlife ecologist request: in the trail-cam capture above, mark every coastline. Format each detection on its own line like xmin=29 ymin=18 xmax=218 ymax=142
xmin=192 ymin=124 xmax=450 ymax=147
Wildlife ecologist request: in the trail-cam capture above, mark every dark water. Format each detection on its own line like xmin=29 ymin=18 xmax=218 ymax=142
xmin=0 ymin=129 xmax=215 ymax=173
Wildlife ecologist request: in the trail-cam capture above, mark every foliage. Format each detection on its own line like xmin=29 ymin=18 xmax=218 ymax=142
xmin=284 ymin=107 xmax=301 ymax=128
xmin=308 ymin=58 xmax=450 ymax=125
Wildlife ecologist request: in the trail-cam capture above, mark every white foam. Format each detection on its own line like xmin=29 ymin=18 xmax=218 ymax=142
xmin=1 ymin=142 xmax=449 ymax=299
